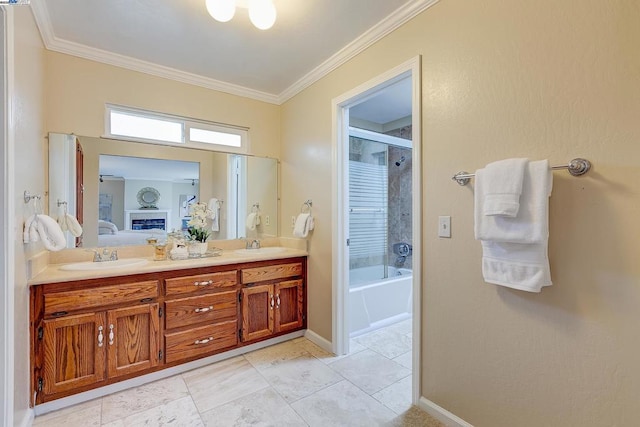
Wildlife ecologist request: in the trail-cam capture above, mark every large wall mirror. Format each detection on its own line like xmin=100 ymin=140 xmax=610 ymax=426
xmin=48 ymin=133 xmax=279 ymax=248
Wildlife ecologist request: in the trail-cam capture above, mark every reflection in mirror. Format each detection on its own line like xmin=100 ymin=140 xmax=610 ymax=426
xmin=97 ymin=155 xmax=200 ymax=247
xmin=47 ymin=133 xmax=279 ymax=248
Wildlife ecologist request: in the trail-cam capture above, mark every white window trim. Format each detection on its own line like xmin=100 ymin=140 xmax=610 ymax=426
xmin=104 ymin=104 xmax=249 ymax=154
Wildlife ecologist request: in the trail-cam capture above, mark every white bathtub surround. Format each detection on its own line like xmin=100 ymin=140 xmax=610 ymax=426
xmin=349 ymin=265 xmax=412 ymax=336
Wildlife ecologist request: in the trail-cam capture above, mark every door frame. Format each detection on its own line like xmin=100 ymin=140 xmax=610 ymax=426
xmin=331 ymin=56 xmax=422 ymax=402
xmin=1 ymin=6 xmax=15 ymax=426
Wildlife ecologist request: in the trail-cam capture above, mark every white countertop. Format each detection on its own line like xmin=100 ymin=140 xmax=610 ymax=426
xmin=29 ymin=239 xmax=308 ymax=286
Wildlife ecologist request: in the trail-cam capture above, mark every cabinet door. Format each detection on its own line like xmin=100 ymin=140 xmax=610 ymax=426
xmin=275 ymin=279 xmax=304 ymax=333
xmin=107 ymin=303 xmax=160 ymax=379
xmin=241 ymin=284 xmax=274 ymax=342
xmin=42 ymin=312 xmax=106 ymax=395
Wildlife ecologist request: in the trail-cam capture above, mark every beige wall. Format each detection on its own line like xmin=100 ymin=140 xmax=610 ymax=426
xmin=281 ymin=0 xmax=640 ymax=425
xmin=45 ymin=51 xmax=281 ymax=159
xmin=12 ymin=6 xmax=45 ymax=424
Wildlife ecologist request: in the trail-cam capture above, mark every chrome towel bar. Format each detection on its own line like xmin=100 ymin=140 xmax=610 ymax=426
xmin=452 ymin=158 xmax=591 ymax=186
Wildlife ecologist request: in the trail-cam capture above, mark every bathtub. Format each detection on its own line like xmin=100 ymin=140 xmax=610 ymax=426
xmin=349 ymin=265 xmax=413 ymax=337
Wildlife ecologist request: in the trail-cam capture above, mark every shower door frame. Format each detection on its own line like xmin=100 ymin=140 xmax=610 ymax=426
xmin=347 ymin=127 xmax=412 ymax=285
xmin=332 ymin=56 xmax=422 ymax=403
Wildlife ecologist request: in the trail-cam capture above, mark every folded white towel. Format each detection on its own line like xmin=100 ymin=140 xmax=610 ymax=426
xmin=24 ymin=214 xmax=67 ymax=252
xmin=58 ymin=213 xmax=83 ymax=237
xmin=245 ymin=212 xmax=257 ymax=231
xmin=481 ymin=241 xmax=552 ymax=292
xmin=475 ymin=160 xmax=553 ymax=292
xmin=479 ymin=158 xmax=528 ymax=217
xmin=208 ymin=198 xmax=220 ymax=232
xmin=293 ymin=213 xmax=314 ymax=238
xmin=475 ymin=160 xmax=552 ymax=243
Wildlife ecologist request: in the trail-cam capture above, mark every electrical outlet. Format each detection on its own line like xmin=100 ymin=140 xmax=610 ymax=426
xmin=291 ymin=216 xmax=296 ymax=228
xmin=438 ymin=216 xmax=451 ymax=238
xmin=265 ymin=215 xmax=270 ymax=226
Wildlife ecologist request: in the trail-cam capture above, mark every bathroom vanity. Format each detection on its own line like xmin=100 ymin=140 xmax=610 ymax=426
xmin=29 ymin=249 xmax=307 ymax=406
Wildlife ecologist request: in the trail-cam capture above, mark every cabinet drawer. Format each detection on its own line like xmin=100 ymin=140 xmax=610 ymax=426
xmin=241 ymin=262 xmax=303 ymax=284
xmin=165 ymin=290 xmax=237 ymax=330
xmin=44 ymin=281 xmax=159 ymax=316
xmin=165 ymin=270 xmax=237 ymax=296
xmin=164 ymin=320 xmax=238 ymax=363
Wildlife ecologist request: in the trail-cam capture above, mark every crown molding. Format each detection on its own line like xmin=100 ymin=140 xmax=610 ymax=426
xmin=30 ymin=0 xmax=440 ymax=106
xmin=30 ymin=0 xmax=280 ymax=104
xmin=276 ymin=0 xmax=440 ymax=104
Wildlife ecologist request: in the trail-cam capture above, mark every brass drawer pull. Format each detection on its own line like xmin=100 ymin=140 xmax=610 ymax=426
xmin=194 ymin=337 xmax=214 ymax=345
xmin=194 ymin=280 xmax=213 ymax=287
xmin=194 ymin=306 xmax=214 ymax=313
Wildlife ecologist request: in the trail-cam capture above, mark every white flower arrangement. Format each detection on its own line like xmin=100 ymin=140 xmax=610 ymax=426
xmin=186 ymin=202 xmax=212 ymax=242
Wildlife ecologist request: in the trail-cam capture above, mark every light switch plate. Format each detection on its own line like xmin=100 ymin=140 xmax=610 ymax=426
xmin=438 ymin=216 xmax=451 ymax=238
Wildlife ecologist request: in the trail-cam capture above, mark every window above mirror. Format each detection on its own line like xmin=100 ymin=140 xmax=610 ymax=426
xmin=105 ymin=104 xmax=248 ymax=153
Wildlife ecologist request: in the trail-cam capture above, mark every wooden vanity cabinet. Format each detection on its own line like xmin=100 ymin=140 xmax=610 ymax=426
xmin=240 ymin=261 xmax=305 ymax=343
xmin=41 ymin=312 xmax=106 ymax=395
xmin=163 ymin=270 xmax=240 ymax=364
xmin=31 ymin=256 xmax=307 ymax=405
xmin=32 ymin=279 xmax=161 ymax=401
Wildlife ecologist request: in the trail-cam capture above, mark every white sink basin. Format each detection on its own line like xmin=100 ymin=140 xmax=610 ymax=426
xmin=59 ymin=258 xmax=149 ymax=271
xmin=233 ymin=247 xmax=287 ymax=256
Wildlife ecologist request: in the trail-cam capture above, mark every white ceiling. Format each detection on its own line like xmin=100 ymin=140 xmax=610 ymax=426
xmin=31 ymin=0 xmax=437 ymax=104
xmin=350 ymin=77 xmax=412 ymax=125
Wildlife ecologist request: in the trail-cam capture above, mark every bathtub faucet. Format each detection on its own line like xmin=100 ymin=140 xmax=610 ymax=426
xmin=395 ymin=255 xmax=407 ymax=267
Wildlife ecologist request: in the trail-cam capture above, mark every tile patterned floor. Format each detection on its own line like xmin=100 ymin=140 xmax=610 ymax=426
xmin=33 ymin=320 xmax=444 ymax=427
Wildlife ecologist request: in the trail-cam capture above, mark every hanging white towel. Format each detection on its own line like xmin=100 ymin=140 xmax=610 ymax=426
xmin=293 ymin=213 xmax=314 ymax=238
xmin=475 ymin=160 xmax=552 ymax=243
xmin=58 ymin=213 xmax=83 ymax=237
xmin=245 ymin=212 xmax=258 ymax=231
xmin=478 ymin=158 xmax=528 ymax=217
xmin=24 ymin=214 xmax=67 ymax=251
xmin=481 ymin=241 xmax=552 ymax=292
xmin=208 ymin=198 xmax=220 ymax=232
xmin=475 ymin=160 xmax=553 ymax=292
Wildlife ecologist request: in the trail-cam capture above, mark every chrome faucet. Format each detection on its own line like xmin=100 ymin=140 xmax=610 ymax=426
xmin=91 ymin=248 xmax=118 ymax=262
xmin=245 ymin=239 xmax=261 ymax=249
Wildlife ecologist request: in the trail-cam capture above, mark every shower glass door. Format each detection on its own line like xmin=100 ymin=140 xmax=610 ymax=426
xmin=348 ymin=136 xmax=389 ymax=287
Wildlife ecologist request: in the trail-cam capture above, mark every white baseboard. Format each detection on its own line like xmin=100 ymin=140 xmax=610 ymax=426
xmin=304 ymin=329 xmax=333 ymax=353
xmin=17 ymin=409 xmax=34 ymax=427
xmin=418 ymin=396 xmax=473 ymax=427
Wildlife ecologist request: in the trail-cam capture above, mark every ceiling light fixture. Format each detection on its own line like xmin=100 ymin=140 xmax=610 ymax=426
xmin=206 ymin=0 xmax=277 ymax=30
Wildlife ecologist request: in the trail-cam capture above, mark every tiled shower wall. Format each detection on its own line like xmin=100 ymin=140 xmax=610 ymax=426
xmin=386 ymin=126 xmax=413 ymax=270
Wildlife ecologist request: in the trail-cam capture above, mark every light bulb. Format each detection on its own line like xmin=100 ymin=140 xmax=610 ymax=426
xmin=248 ymin=0 xmax=276 ymax=30
xmin=206 ymin=0 xmax=236 ymax=23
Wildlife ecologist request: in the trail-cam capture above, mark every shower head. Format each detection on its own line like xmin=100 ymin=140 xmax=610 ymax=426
xmin=395 ymin=156 xmax=406 ymax=167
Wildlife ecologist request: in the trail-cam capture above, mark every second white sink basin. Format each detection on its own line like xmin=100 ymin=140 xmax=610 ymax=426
xmin=233 ymin=247 xmax=287 ymax=256
xmin=59 ymin=258 xmax=149 ymax=271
